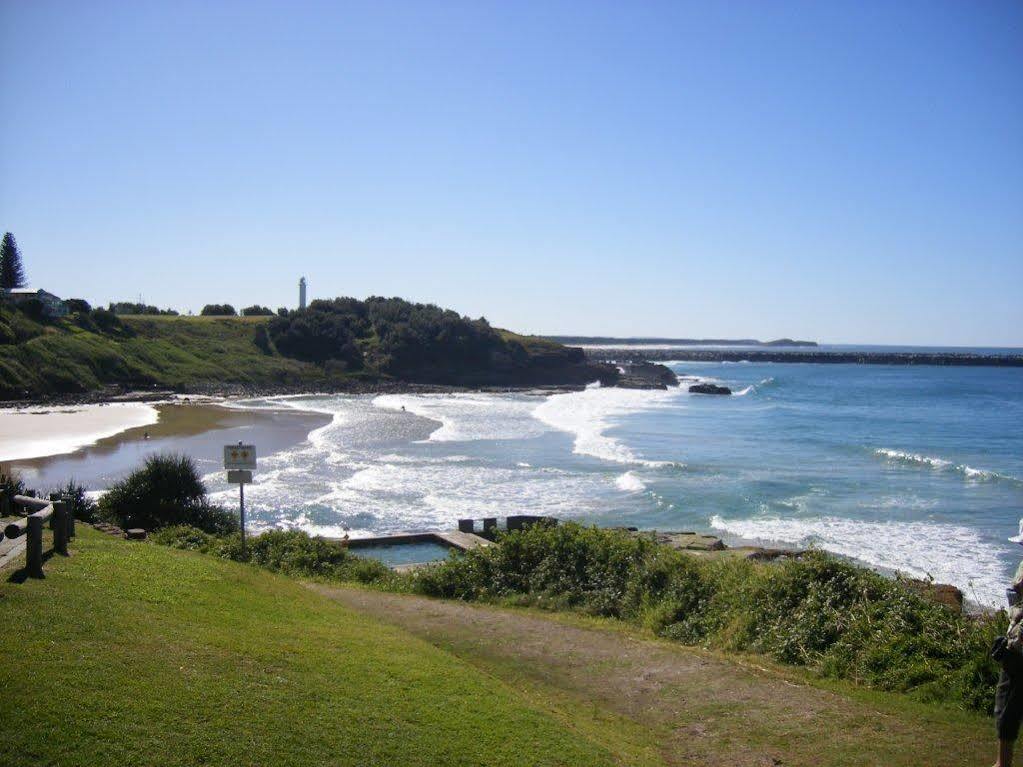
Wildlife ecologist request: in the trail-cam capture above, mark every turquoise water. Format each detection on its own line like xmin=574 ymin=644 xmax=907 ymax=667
xmin=354 ymin=541 xmax=453 ymax=567
xmin=196 ymin=360 xmax=1022 ymax=606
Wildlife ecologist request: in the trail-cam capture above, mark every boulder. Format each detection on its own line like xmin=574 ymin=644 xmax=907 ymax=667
xmin=689 ymin=383 xmax=732 ymax=395
xmin=616 ymin=362 xmax=679 ymax=390
xmin=655 ymin=532 xmax=726 ymax=551
xmin=904 ymin=578 xmax=964 ymax=611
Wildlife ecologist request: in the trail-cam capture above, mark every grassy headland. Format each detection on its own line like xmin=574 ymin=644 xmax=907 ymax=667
xmin=0 ymin=298 xmax=614 ymax=400
xmin=0 ymin=528 xmax=627 ymax=767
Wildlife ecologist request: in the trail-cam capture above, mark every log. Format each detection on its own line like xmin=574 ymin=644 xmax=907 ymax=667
xmin=4 ymin=517 xmax=28 ymax=540
xmin=13 ymin=495 xmax=51 ymax=512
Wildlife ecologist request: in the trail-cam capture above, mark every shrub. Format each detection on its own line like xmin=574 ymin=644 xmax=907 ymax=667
xmin=98 ymin=454 xmax=238 ymax=534
xmin=405 ymin=522 xmax=1003 ymax=712
xmin=65 ymin=298 xmax=92 ymax=313
xmin=53 ymin=480 xmax=98 ymax=522
xmin=1 ymin=469 xmax=26 ymax=502
xmin=153 ymin=525 xmax=391 ymax=584
xmin=200 ymin=304 xmax=236 ymax=316
xmin=241 ymin=305 xmax=274 ymax=316
xmin=150 ymin=524 xmax=218 ymax=551
xmin=20 ymin=298 xmax=47 ymax=321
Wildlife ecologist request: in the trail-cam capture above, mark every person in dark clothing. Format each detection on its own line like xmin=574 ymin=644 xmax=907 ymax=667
xmin=993 ymin=519 xmax=1023 ymax=767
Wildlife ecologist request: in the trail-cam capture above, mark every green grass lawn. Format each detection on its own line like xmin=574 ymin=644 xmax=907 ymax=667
xmin=0 ymin=529 xmax=625 ymax=767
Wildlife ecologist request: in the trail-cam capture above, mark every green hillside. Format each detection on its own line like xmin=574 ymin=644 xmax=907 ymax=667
xmin=0 ymin=528 xmax=627 ymax=767
xmin=0 ymin=300 xmax=613 ymax=400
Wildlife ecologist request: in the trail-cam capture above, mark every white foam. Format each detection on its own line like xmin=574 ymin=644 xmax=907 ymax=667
xmin=874 ymin=448 xmax=1021 ymax=485
xmin=373 ymin=393 xmax=549 ymax=442
xmin=0 ymin=403 xmax=159 ymax=462
xmin=710 ymin=514 xmax=1005 ymax=607
xmin=733 ymin=377 xmax=776 ymax=397
xmin=615 ymin=471 xmax=646 ymax=492
xmin=532 ymin=383 xmax=680 ymax=466
xmin=206 ymin=393 xmax=621 ymax=535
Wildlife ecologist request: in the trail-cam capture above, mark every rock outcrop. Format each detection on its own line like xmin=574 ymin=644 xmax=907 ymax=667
xmin=616 ymin=362 xmax=679 ymax=390
xmin=689 ymin=383 xmax=731 ymax=395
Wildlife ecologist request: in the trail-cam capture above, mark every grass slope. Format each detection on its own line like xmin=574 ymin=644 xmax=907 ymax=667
xmin=0 ymin=529 xmax=622 ymax=767
xmin=0 ymin=314 xmax=331 ymax=397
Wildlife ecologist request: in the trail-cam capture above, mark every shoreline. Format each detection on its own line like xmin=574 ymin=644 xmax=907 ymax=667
xmin=0 ymin=379 xmax=595 ymax=410
xmin=4 ymin=401 xmax=331 ymax=491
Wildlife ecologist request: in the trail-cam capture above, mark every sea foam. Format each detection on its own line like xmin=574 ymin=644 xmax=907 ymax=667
xmin=710 ymin=513 xmax=1005 ymax=607
xmin=532 ymin=382 xmax=680 ymax=466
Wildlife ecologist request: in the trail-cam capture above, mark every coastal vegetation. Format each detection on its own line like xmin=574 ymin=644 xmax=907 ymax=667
xmin=98 ymin=454 xmax=237 ymax=534
xmin=405 ymin=523 xmax=1003 ymax=712
xmin=151 ymin=519 xmax=1003 ymax=714
xmin=0 ymin=298 xmax=613 ymax=399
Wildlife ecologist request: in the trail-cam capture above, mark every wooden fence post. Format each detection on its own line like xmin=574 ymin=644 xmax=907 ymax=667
xmin=53 ymin=502 xmax=68 ymax=556
xmin=26 ymin=515 xmax=44 ymax=578
xmin=50 ymin=492 xmax=75 ymax=539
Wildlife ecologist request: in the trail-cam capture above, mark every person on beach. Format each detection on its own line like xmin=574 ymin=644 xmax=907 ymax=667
xmin=992 ymin=519 xmax=1023 ymax=767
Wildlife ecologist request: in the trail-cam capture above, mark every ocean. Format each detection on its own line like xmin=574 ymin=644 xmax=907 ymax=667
xmin=193 ymin=357 xmax=1023 ymax=607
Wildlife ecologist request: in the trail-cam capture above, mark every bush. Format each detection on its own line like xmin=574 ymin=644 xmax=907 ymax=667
xmin=154 ymin=525 xmax=391 ymax=584
xmin=241 ymin=305 xmax=274 ymax=316
xmin=108 ymin=302 xmax=177 ymax=316
xmin=65 ymin=298 xmax=92 ymax=313
xmin=20 ymin=298 xmax=47 ymax=321
xmin=54 ymin=480 xmax=98 ymax=522
xmin=200 ymin=304 xmax=236 ymax=316
xmin=1 ymin=469 xmax=26 ymax=502
xmin=98 ymin=454 xmax=238 ymax=534
xmin=406 ymin=523 xmax=1003 ymax=712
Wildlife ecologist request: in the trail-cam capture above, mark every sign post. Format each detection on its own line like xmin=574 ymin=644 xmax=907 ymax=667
xmin=224 ymin=443 xmax=256 ymax=554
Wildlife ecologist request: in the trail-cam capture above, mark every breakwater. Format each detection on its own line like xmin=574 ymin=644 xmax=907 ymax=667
xmin=586 ymin=348 xmax=1023 ymax=367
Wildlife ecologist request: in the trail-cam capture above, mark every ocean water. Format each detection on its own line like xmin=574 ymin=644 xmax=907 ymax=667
xmin=204 ymin=361 xmax=1023 ymax=607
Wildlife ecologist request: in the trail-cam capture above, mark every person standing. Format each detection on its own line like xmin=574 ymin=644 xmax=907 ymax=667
xmin=993 ymin=520 xmax=1023 ymax=767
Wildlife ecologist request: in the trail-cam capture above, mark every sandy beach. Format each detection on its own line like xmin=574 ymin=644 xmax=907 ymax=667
xmin=0 ymin=403 xmax=160 ymax=463
xmin=2 ymin=401 xmax=330 ymax=493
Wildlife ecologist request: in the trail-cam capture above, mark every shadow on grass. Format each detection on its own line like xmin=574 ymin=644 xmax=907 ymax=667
xmin=6 ymin=548 xmax=61 ymax=584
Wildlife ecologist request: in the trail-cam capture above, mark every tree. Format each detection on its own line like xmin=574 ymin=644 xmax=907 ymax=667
xmin=200 ymin=304 xmax=237 ymax=316
xmin=0 ymin=232 xmax=27 ymax=290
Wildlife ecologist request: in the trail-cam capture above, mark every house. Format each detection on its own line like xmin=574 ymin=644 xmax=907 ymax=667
xmin=2 ymin=288 xmax=69 ymax=317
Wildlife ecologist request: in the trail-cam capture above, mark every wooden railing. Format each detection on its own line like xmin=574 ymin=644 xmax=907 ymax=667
xmin=2 ymin=494 xmax=74 ymax=578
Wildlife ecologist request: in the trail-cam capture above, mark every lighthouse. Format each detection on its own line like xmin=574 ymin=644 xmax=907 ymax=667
xmin=299 ymin=277 xmax=307 ymax=310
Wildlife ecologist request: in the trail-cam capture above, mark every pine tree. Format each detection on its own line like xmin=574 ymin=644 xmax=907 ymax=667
xmin=0 ymin=232 xmax=27 ymax=290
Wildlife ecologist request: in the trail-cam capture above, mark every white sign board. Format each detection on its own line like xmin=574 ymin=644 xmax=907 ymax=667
xmin=224 ymin=444 xmax=257 ymax=471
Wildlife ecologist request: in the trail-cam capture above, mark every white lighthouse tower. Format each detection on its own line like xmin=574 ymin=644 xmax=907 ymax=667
xmin=299 ymin=277 xmax=307 ymax=310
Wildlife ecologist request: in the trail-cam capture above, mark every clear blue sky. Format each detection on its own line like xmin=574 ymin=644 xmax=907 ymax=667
xmin=2 ymin=1 xmax=1021 ymax=345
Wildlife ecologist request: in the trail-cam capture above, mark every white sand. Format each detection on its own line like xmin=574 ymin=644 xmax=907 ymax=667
xmin=0 ymin=403 xmax=159 ymax=462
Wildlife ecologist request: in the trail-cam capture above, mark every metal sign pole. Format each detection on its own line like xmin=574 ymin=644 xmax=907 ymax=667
xmin=239 ymin=481 xmax=246 ymax=554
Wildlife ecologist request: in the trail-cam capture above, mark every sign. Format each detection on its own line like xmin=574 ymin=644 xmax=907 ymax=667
xmin=224 ymin=444 xmax=257 ymax=471
xmin=227 ymin=470 xmax=252 ymax=485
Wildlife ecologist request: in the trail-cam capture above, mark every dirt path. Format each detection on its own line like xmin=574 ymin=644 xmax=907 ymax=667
xmin=309 ymin=585 xmax=988 ymax=767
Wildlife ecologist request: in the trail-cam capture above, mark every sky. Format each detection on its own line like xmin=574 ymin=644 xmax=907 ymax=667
xmin=1 ymin=1 xmax=1021 ymax=345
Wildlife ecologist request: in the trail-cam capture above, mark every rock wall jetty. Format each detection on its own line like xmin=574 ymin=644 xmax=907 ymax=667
xmin=588 ymin=348 xmax=1023 ymax=367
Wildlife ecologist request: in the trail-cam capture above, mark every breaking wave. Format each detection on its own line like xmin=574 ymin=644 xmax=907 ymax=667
xmin=874 ymin=448 xmax=1022 ymax=485
xmin=709 ymin=513 xmax=1004 ymax=607
xmin=532 ymin=382 xmax=682 ymax=467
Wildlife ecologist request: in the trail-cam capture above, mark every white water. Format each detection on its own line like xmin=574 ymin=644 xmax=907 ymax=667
xmin=710 ymin=513 xmax=1005 ymax=607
